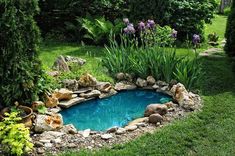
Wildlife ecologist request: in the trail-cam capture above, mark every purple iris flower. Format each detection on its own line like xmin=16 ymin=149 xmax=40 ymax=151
xmin=172 ymin=29 xmax=178 ymax=38
xmin=193 ymin=34 xmax=200 ymax=45
xmin=123 ymin=18 xmax=129 ymax=25
xmin=123 ymin=23 xmax=135 ymax=34
xmin=138 ymin=21 xmax=145 ymax=31
xmin=146 ymin=20 xmax=155 ymax=29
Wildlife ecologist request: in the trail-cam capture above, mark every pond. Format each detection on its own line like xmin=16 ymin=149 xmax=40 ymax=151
xmin=61 ymin=90 xmax=171 ymax=131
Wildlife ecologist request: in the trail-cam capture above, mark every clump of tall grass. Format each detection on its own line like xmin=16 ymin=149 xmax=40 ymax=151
xmin=102 ymin=33 xmax=202 ymax=89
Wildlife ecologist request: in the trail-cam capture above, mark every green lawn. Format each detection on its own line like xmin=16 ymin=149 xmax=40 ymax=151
xmin=39 ymin=15 xmax=235 ymax=156
xmin=205 ymin=15 xmax=228 ymax=42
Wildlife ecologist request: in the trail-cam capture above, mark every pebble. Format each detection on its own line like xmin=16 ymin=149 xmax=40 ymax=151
xmin=44 ymin=143 xmax=53 ymax=148
xmin=82 ymin=129 xmax=91 ymax=138
xmin=37 ymin=148 xmax=45 ymax=154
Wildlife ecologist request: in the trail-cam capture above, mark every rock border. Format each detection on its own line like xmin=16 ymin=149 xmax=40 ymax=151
xmin=30 ymin=73 xmax=202 ymax=155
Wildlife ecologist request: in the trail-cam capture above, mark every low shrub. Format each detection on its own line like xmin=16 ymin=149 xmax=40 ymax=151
xmin=0 ymin=111 xmax=33 ymax=156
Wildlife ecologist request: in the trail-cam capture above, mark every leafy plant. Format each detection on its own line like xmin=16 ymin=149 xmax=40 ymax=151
xmin=208 ymin=32 xmax=219 ymax=42
xmin=174 ymin=53 xmax=202 ymax=89
xmin=0 ymin=112 xmax=33 ymax=156
xmin=37 ymin=105 xmax=47 ymax=114
xmin=79 ymin=17 xmax=124 ymax=45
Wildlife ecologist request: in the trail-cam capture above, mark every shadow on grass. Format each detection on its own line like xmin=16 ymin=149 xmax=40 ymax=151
xmin=200 ymin=55 xmax=235 ymax=96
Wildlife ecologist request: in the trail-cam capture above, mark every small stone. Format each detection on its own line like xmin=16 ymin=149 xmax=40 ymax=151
xmin=96 ymin=82 xmax=112 ymax=93
xmin=37 ymin=148 xmax=45 ymax=154
xmin=35 ymin=141 xmax=44 ymax=147
xmin=101 ymin=134 xmax=113 ymax=140
xmin=136 ymin=123 xmax=146 ymax=127
xmin=152 ymin=84 xmax=160 ymax=89
xmin=99 ymin=89 xmax=118 ymax=99
xmin=125 ymin=125 xmax=138 ymax=131
xmin=39 ymin=139 xmax=51 ymax=143
xmin=146 ymin=76 xmax=156 ymax=85
xmin=44 ymin=143 xmax=53 ymax=148
xmin=106 ymin=126 xmax=118 ymax=133
xmin=60 ymin=124 xmax=77 ymax=134
xmin=82 ymin=129 xmax=91 ymax=138
xmin=149 ymin=113 xmax=163 ymax=124
xmin=116 ymin=128 xmax=126 ymax=135
xmin=136 ymin=78 xmax=147 ymax=87
xmin=68 ymin=143 xmax=77 ymax=148
xmin=156 ymin=122 xmax=161 ymax=126
xmin=156 ymin=80 xmax=168 ymax=87
xmin=53 ymin=138 xmax=62 ymax=144
xmin=116 ymin=73 xmax=125 ymax=81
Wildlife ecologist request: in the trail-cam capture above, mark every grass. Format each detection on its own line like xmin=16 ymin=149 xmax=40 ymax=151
xmin=39 ymin=41 xmax=113 ymax=83
xmin=205 ymin=14 xmax=228 ymax=42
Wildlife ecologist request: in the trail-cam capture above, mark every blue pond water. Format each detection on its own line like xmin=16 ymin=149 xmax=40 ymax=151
xmin=61 ymin=90 xmax=171 ymax=131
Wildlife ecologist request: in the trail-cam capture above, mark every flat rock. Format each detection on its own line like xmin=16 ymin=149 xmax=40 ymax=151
xmin=101 ymin=134 xmax=113 ymax=140
xmin=80 ymin=90 xmax=101 ymax=99
xmin=99 ymin=89 xmax=118 ymax=99
xmin=73 ymin=87 xmax=93 ymax=94
xmin=116 ymin=128 xmax=126 ymax=135
xmin=114 ymin=82 xmax=137 ymax=91
xmin=96 ymin=82 xmax=112 ymax=93
xmin=106 ymin=126 xmax=118 ymax=133
xmin=125 ymin=125 xmax=138 ymax=131
xmin=59 ymin=97 xmax=85 ymax=108
xmin=128 ymin=117 xmax=148 ymax=126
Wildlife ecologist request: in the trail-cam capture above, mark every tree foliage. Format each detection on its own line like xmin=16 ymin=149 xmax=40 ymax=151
xmin=225 ymin=0 xmax=235 ymax=57
xmin=0 ymin=0 xmax=42 ymax=106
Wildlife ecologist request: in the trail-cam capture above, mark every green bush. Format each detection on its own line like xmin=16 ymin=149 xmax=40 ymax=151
xmin=128 ymin=0 xmax=217 ymax=41
xmin=103 ymin=34 xmax=202 ymax=89
xmin=0 ymin=111 xmax=33 ymax=156
xmin=225 ymin=1 xmax=235 ymax=57
xmin=0 ymin=0 xmax=42 ymax=106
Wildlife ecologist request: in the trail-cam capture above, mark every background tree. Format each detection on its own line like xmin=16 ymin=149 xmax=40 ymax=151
xmin=225 ymin=0 xmax=235 ymax=57
xmin=0 ymin=0 xmax=42 ymax=107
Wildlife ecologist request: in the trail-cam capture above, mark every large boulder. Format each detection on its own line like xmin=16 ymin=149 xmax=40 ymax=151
xmin=78 ymin=73 xmax=97 ymax=87
xmin=45 ymin=96 xmax=59 ymax=108
xmin=34 ymin=114 xmax=63 ymax=133
xmin=80 ymin=90 xmax=101 ymax=99
xmin=149 ymin=113 xmax=163 ymax=123
xmin=114 ymin=82 xmax=137 ymax=91
xmin=144 ymin=104 xmax=168 ymax=117
xmin=52 ymin=55 xmax=86 ymax=72
xmin=170 ymin=83 xmax=201 ymax=110
xmin=136 ymin=78 xmax=147 ymax=87
xmin=52 ymin=55 xmax=70 ymax=72
xmin=62 ymin=79 xmax=79 ymax=91
xmin=64 ymin=55 xmax=86 ymax=66
xmin=52 ymin=88 xmax=73 ymax=101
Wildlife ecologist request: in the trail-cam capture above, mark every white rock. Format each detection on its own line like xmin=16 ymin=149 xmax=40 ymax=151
xmin=34 ymin=114 xmax=63 ymax=133
xmin=116 ymin=128 xmax=126 ymax=135
xmin=125 ymin=125 xmax=138 ymax=131
xmin=101 ymin=134 xmax=113 ymax=140
xmin=44 ymin=143 xmax=53 ymax=148
xmin=82 ymin=129 xmax=91 ymax=138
